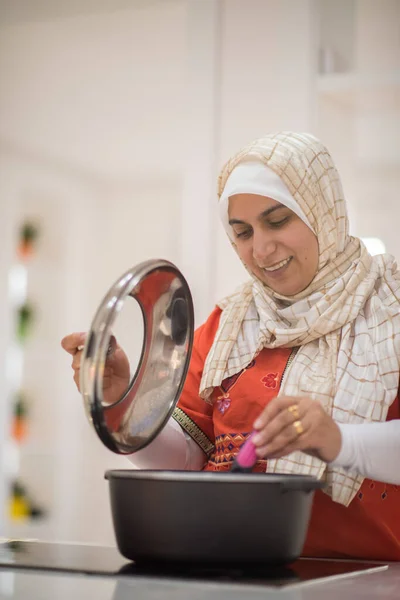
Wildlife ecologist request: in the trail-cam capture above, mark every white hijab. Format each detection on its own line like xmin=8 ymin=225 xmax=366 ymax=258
xmin=200 ymin=132 xmax=400 ymax=506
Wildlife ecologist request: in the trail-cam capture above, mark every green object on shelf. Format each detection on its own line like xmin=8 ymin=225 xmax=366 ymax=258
xmin=11 ymin=481 xmax=27 ymax=498
xmin=20 ymin=222 xmax=39 ymax=244
xmin=16 ymin=302 xmax=34 ymax=340
xmin=17 ymin=221 xmax=40 ymax=260
xmin=9 ymin=481 xmax=30 ymax=521
xmin=14 ymin=392 xmax=28 ymax=418
xmin=12 ymin=392 xmax=29 ymax=442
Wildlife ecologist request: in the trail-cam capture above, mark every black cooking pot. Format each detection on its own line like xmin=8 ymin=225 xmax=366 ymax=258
xmin=80 ymin=260 xmax=325 ymax=565
xmin=105 ymin=470 xmax=323 ymax=565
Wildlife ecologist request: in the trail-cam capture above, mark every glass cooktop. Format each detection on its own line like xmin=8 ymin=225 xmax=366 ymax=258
xmin=0 ymin=540 xmax=388 ymax=589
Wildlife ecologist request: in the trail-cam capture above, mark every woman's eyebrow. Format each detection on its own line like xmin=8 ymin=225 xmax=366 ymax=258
xmin=228 ymin=205 xmax=285 ymax=226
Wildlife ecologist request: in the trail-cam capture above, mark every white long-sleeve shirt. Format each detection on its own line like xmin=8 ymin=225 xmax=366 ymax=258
xmin=128 ymin=417 xmax=400 ymax=484
xmin=330 ymin=420 xmax=400 ymax=484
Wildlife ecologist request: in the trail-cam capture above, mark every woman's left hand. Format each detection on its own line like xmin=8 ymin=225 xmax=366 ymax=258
xmin=252 ymin=395 xmax=342 ymax=463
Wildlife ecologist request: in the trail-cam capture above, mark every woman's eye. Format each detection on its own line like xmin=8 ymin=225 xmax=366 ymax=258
xmin=234 ymin=229 xmax=252 ymax=239
xmin=268 ymin=217 xmax=289 ymax=228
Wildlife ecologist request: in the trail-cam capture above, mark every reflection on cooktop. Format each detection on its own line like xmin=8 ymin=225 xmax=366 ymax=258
xmin=0 ymin=540 xmax=127 ymax=575
xmin=120 ymin=558 xmax=388 ymax=588
xmin=0 ymin=541 xmax=388 ymax=589
xmin=121 ymin=561 xmax=299 ymax=586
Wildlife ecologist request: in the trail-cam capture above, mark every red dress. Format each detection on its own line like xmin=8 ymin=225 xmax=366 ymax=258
xmin=174 ymin=306 xmax=400 ymax=561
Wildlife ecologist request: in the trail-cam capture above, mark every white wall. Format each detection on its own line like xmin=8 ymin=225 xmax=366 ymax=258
xmin=0 ymin=0 xmax=186 ymax=180
xmin=215 ymin=0 xmax=318 ymax=301
xmin=316 ymin=0 xmax=400 ymax=255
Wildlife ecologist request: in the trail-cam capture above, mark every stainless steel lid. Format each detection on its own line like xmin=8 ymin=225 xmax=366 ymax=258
xmin=80 ymin=259 xmax=194 ymax=454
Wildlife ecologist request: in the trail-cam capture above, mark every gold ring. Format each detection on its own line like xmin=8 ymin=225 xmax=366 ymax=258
xmin=287 ymin=404 xmax=300 ymax=420
xmin=293 ymin=420 xmax=304 ymax=436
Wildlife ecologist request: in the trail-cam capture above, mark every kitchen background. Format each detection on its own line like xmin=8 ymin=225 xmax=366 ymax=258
xmin=0 ymin=0 xmax=398 ymax=546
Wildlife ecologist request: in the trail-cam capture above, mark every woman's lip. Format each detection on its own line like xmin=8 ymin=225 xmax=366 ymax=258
xmin=261 ymin=257 xmax=293 ymax=278
xmin=263 ymin=257 xmax=291 ymax=271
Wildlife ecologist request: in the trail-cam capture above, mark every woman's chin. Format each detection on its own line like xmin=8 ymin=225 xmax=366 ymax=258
xmin=257 ymin=273 xmax=306 ymax=297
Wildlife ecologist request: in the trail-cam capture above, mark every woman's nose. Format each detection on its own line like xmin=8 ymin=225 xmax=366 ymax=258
xmin=252 ymin=231 xmax=276 ymax=264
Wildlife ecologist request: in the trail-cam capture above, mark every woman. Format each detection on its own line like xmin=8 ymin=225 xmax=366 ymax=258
xmin=62 ymin=132 xmax=400 ymax=560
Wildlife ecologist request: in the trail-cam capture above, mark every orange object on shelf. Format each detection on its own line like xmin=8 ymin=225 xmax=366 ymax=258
xmin=11 ymin=416 xmax=28 ymax=443
xmin=11 ymin=393 xmax=29 ymax=442
xmin=17 ymin=221 xmax=39 ymax=262
xmin=17 ymin=240 xmax=35 ymax=261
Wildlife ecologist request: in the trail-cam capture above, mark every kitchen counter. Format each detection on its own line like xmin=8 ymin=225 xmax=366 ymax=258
xmin=0 ymin=542 xmax=399 ymax=600
xmin=0 ymin=563 xmax=399 ymax=600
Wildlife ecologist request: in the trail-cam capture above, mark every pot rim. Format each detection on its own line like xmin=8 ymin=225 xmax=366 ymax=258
xmin=105 ymin=469 xmax=325 ymax=489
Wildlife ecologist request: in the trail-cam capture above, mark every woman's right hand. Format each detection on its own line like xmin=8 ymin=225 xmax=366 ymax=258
xmin=61 ymin=332 xmax=131 ymax=405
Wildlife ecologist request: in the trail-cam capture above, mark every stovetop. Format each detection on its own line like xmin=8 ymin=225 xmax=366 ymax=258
xmin=0 ymin=540 xmax=388 ymax=589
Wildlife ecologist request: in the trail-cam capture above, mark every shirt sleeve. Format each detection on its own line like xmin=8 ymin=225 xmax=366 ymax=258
xmin=126 ymin=417 xmax=206 ymax=471
xmin=330 ymin=420 xmax=400 ymax=484
xmin=171 ymin=307 xmax=222 ymax=456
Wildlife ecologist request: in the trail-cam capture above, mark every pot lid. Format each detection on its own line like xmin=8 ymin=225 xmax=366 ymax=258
xmin=80 ymin=259 xmax=194 ymax=454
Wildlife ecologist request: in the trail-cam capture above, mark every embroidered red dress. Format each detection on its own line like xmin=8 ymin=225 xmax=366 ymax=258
xmin=174 ymin=306 xmax=400 ymax=561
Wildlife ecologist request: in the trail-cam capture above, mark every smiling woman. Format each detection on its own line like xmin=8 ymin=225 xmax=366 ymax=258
xmin=63 ymin=131 xmax=400 ymax=561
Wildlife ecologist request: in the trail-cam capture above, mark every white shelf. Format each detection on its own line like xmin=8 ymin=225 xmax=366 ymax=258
xmin=317 ymin=71 xmax=400 ymax=110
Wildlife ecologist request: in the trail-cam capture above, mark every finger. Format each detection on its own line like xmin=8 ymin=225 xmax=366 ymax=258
xmin=252 ymin=400 xmax=308 ymax=447
xmin=107 ymin=335 xmax=117 ymax=357
xmin=72 ymin=349 xmax=83 ymax=370
xmin=90 ymin=335 xmax=117 ymax=365
xmin=72 ymin=347 xmax=108 ymax=383
xmin=255 ymin=412 xmax=312 ymax=459
xmin=105 ymin=345 xmax=118 ymax=365
xmin=253 ymin=395 xmax=307 ymax=430
xmin=61 ymin=332 xmax=87 ymax=355
xmin=265 ymin=439 xmax=304 ymax=459
xmin=263 ymin=432 xmax=319 ymax=459
xmin=100 ymin=366 xmax=117 ymax=387
xmin=102 ymin=376 xmax=112 ymax=391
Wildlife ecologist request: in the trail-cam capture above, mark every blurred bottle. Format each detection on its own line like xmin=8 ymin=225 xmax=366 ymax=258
xmin=17 ymin=221 xmax=39 ymax=262
xmin=16 ymin=302 xmax=35 ymax=341
xmin=11 ymin=392 xmax=29 ymax=443
xmin=9 ymin=481 xmax=30 ymax=521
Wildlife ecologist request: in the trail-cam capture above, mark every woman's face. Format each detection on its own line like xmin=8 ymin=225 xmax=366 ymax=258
xmin=228 ymin=193 xmax=319 ymax=296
